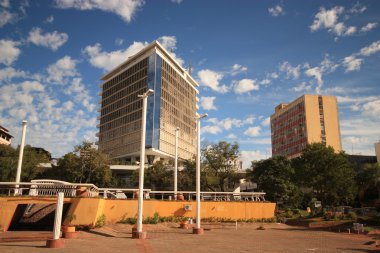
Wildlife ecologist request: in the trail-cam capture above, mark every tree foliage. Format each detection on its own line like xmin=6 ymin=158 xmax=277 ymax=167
xmin=202 ymin=141 xmax=241 ymax=192
xmin=53 ymin=141 xmax=113 ymax=187
xmin=292 ymin=143 xmax=357 ymax=206
xmin=0 ymin=144 xmax=50 ymax=182
xmin=250 ymin=156 xmax=302 ymax=207
xmin=355 ymin=163 xmax=380 ymax=205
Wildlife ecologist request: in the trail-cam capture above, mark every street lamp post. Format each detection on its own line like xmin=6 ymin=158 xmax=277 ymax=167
xmin=15 ymin=120 xmax=27 ymax=195
xmin=174 ymin=127 xmax=180 ymax=200
xmin=193 ymin=113 xmax=207 ymax=235
xmin=133 ymin=89 xmax=154 ymax=239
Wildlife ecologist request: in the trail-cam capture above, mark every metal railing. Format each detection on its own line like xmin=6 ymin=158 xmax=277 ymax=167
xmin=0 ymin=181 xmax=266 ymax=202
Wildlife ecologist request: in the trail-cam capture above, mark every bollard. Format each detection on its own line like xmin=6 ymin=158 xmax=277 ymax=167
xmin=46 ymin=192 xmax=65 ymax=248
xmin=235 ymin=221 xmax=238 ymax=230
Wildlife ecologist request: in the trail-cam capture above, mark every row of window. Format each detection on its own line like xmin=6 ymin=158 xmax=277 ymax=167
xmin=102 ymin=69 xmax=147 ymax=99
xmin=99 ymin=110 xmax=141 ymax=132
xmin=99 ymin=120 xmax=141 ymax=140
xmin=102 ymin=59 xmax=148 ymax=91
xmin=101 ymin=86 xmax=146 ymax=116
xmin=101 ymin=100 xmax=142 ymax=124
xmin=102 ymin=76 xmax=147 ymax=107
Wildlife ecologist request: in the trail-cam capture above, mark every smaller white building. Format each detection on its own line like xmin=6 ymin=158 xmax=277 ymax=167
xmin=0 ymin=125 xmax=12 ymax=145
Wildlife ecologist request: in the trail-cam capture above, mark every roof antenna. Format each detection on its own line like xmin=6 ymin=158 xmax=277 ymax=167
xmin=188 ymin=58 xmax=192 ymax=75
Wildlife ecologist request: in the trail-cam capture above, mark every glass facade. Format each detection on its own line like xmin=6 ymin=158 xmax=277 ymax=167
xmin=145 ymin=53 xmax=162 ymax=149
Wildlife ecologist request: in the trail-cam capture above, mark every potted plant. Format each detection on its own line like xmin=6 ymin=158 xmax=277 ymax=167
xmin=62 ymin=213 xmax=78 ymax=238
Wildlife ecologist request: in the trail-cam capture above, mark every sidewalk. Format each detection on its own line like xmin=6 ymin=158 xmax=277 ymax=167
xmin=0 ymin=223 xmax=378 ymax=253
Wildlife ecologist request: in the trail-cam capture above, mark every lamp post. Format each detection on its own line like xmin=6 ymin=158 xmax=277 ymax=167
xmin=15 ymin=120 xmax=27 ymax=195
xmin=193 ymin=113 xmax=207 ymax=235
xmin=133 ymin=89 xmax=154 ymax=239
xmin=174 ymin=127 xmax=180 ymax=200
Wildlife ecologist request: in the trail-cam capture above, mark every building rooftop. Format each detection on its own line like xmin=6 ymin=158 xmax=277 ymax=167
xmin=100 ymin=40 xmax=199 ymax=90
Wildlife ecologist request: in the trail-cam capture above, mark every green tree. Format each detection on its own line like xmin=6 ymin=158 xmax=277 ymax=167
xmin=0 ymin=145 xmax=17 ymax=181
xmin=355 ymin=163 xmax=380 ymax=205
xmin=202 ymin=141 xmax=240 ymax=192
xmin=250 ymin=156 xmax=302 ymax=208
xmin=144 ymin=160 xmax=172 ymax=190
xmin=293 ymin=143 xmax=357 ymax=206
xmin=54 ymin=141 xmax=112 ymax=187
xmin=0 ymin=145 xmax=50 ymax=182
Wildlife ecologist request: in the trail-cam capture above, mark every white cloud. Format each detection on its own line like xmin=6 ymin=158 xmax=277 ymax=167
xmin=261 ymin=117 xmax=270 ymax=127
xmin=84 ymin=41 xmax=147 ymax=71
xmin=336 ymin=95 xmax=379 ymax=104
xmin=205 ymin=116 xmax=255 ymax=132
xmin=115 ymin=38 xmax=124 ymax=45
xmin=28 ymin=27 xmax=68 ymax=51
xmin=360 ymin=22 xmax=377 ymax=33
xmin=0 ymin=61 xmax=98 ymax=158
xmin=310 ymin=6 xmax=344 ymax=31
xmin=0 ymin=0 xmax=10 ymax=8
xmin=268 ymin=5 xmax=285 ymax=17
xmin=349 ymin=2 xmax=366 ymax=14
xmin=233 ymin=79 xmax=259 ymax=94
xmin=171 ymin=0 xmax=183 ymax=4
xmin=201 ymin=125 xmax=222 ymax=135
xmin=230 ymin=64 xmax=248 ymax=76
xmin=45 ymin=15 xmax=54 ymax=23
xmin=240 ymin=150 xmax=269 ymax=168
xmin=197 ymin=69 xmax=229 ymax=93
xmin=0 ymin=67 xmax=26 ymax=81
xmin=227 ymin=133 xmax=237 ymax=139
xmin=341 ymin=40 xmax=380 ymax=72
xmin=259 ymin=79 xmax=271 ymax=85
xmin=244 ymin=126 xmax=261 ymax=137
xmin=200 ymin=96 xmax=217 ymax=111
xmin=0 ymin=39 xmax=21 ymax=66
xmin=359 ymin=40 xmax=380 ymax=57
xmin=292 ymin=82 xmax=311 ymax=92
xmin=55 ymin=0 xmax=145 ymax=23
xmin=270 ymin=72 xmax=279 ymax=79
xmin=309 ymin=5 xmax=369 ymax=38
xmin=362 ymin=100 xmax=380 ymax=118
xmin=279 ymin=61 xmax=301 ymax=79
xmin=305 ymin=67 xmax=322 ymax=85
xmin=0 ymin=9 xmax=14 ymax=27
xmin=21 ymin=81 xmax=44 ymax=93
xmin=47 ymin=56 xmax=79 ymax=83
xmin=342 ymin=56 xmax=363 ymax=72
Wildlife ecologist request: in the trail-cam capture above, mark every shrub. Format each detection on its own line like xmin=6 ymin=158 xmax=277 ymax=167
xmin=95 ymin=214 xmax=106 ymax=228
xmin=347 ymin=211 xmax=357 ymax=221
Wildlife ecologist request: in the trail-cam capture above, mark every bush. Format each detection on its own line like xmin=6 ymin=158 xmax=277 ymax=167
xmin=143 ymin=212 xmax=160 ymax=224
xmin=347 ymin=211 xmax=357 ymax=221
xmin=95 ymin=214 xmax=106 ymax=227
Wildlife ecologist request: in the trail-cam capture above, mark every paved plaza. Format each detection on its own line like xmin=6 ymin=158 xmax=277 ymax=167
xmin=0 ymin=223 xmax=379 ymax=253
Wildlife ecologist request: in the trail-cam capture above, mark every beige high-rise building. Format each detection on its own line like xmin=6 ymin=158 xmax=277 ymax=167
xmin=97 ymin=41 xmax=198 ymax=164
xmin=270 ymin=94 xmax=342 ymax=158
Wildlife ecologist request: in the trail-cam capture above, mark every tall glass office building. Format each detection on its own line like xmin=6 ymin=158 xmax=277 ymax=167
xmin=97 ymin=41 xmax=198 ymax=163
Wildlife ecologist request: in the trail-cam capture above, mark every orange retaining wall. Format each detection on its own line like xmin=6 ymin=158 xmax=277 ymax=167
xmin=0 ymin=197 xmax=276 ymax=231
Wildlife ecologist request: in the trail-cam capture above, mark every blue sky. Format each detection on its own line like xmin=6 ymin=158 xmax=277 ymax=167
xmin=1 ymin=0 xmax=380 ymax=168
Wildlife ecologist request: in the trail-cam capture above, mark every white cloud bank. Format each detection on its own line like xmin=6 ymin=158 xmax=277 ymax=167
xmin=268 ymin=5 xmax=285 ymax=17
xmin=197 ymin=69 xmax=229 ymax=93
xmin=55 ymin=0 xmax=145 ymax=23
xmin=28 ymin=27 xmax=68 ymax=51
xmin=200 ymin=96 xmax=217 ymax=110
xmin=0 ymin=39 xmax=21 ymax=66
